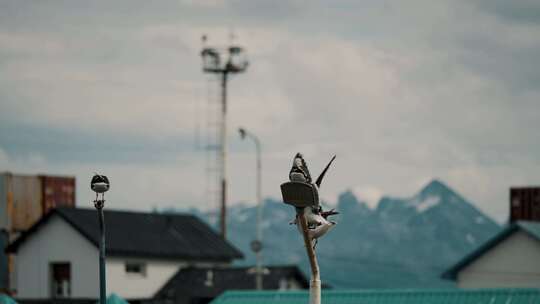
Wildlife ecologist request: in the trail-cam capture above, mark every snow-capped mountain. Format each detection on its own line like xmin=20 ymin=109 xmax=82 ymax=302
xmin=180 ymin=179 xmax=501 ymax=288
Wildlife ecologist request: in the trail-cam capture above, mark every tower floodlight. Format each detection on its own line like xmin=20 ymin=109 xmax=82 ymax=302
xmin=200 ymin=35 xmax=249 ymax=239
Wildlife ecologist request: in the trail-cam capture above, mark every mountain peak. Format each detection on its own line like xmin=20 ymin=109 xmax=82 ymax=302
xmin=420 ymin=179 xmax=454 ymax=196
xmin=338 ymin=190 xmax=360 ymax=205
xmin=337 ymin=190 xmax=370 ymax=213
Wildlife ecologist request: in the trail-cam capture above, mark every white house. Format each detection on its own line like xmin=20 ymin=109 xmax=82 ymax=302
xmin=6 ymin=208 xmax=243 ymax=300
xmin=442 ymin=221 xmax=540 ymax=288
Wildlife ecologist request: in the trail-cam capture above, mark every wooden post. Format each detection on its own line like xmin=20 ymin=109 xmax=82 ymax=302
xmin=298 ymin=212 xmax=320 ymax=304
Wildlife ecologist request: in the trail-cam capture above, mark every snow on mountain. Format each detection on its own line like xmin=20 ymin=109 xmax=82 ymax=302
xmin=408 ymin=195 xmax=441 ymax=212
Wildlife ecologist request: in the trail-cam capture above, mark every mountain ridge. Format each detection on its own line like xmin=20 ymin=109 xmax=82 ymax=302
xmin=165 ymin=179 xmax=500 ymax=288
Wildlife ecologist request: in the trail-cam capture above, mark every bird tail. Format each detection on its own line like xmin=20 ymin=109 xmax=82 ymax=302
xmin=315 ymin=155 xmax=336 ymax=188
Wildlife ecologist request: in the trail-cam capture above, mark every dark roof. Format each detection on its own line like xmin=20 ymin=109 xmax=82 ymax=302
xmin=211 ymin=289 xmax=540 ymax=304
xmin=155 ymin=265 xmax=310 ymax=300
xmin=442 ymin=221 xmax=540 ymax=280
xmin=6 ymin=208 xmax=243 ymax=261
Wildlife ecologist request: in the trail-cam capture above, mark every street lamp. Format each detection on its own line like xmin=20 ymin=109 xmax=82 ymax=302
xmin=280 ymin=154 xmax=337 ymax=304
xmin=91 ymin=174 xmax=110 ymax=304
xmin=201 ymin=35 xmax=249 ymax=239
xmin=238 ymin=127 xmax=264 ymax=290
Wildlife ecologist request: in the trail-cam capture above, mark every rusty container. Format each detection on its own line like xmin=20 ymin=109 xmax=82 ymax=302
xmin=510 ymin=186 xmax=540 ymax=222
xmin=0 ymin=173 xmax=43 ymax=232
xmin=38 ymin=175 xmax=76 ymax=214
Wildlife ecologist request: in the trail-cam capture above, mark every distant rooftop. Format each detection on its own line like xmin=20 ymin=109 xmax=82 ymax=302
xmin=155 ymin=265 xmax=311 ymax=301
xmin=7 ymin=208 xmax=243 ymax=261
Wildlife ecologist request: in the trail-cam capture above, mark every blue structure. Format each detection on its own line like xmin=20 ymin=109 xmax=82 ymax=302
xmin=211 ymin=289 xmax=540 ymax=304
xmin=0 ymin=294 xmax=17 ymax=304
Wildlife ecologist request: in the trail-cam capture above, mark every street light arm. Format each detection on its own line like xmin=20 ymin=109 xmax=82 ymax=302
xmin=238 ymin=128 xmax=261 ymax=151
xmin=238 ymin=127 xmax=263 ymax=290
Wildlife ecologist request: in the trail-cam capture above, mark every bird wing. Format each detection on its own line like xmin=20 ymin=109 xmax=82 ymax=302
xmin=321 ymin=209 xmax=339 ymax=218
xmin=315 ymin=155 xmax=336 ymax=188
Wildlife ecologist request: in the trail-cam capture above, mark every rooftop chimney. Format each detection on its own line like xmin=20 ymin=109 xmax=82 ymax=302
xmin=510 ymin=187 xmax=540 ymax=222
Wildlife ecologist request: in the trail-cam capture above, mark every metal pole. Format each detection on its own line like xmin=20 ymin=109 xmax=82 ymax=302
xmin=239 ymin=128 xmax=264 ymax=290
xmin=220 ymin=71 xmax=228 ymax=239
xmin=97 ymin=206 xmax=107 ymax=304
xmin=254 ymin=137 xmax=263 ymax=290
xmin=298 ymin=212 xmax=320 ymax=304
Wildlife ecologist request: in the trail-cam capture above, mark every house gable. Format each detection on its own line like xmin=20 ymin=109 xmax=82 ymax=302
xmin=442 ymin=221 xmax=540 ymax=280
xmin=457 ymin=231 xmax=540 ymax=288
xmin=15 ymin=215 xmax=99 ymax=298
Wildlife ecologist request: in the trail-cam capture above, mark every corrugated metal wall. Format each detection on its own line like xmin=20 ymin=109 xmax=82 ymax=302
xmin=10 ymin=175 xmax=43 ymax=232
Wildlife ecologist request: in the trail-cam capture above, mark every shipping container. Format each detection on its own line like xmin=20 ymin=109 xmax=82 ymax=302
xmin=1 ymin=173 xmax=43 ymax=232
xmin=510 ymin=186 xmax=540 ymax=222
xmin=0 ymin=173 xmax=76 ymax=232
xmin=38 ymin=175 xmax=76 ymax=214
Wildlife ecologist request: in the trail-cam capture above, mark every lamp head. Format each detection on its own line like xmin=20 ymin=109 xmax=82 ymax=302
xmin=239 ymin=128 xmax=246 ymax=139
xmin=91 ymin=173 xmax=110 ymax=194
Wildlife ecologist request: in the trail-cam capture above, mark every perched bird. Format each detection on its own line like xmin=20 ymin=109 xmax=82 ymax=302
xmin=290 ymin=206 xmax=325 ymax=226
xmin=286 ymin=153 xmax=338 ymax=248
xmin=293 ymin=206 xmax=338 ymax=228
xmin=289 ymin=153 xmax=312 ymax=183
xmin=314 ymin=155 xmax=336 ymax=188
xmin=307 ymin=221 xmax=336 ymax=241
xmin=91 ymin=173 xmax=110 ymax=193
xmin=293 ymin=206 xmax=336 ymax=248
xmin=320 ymin=208 xmax=339 ymax=222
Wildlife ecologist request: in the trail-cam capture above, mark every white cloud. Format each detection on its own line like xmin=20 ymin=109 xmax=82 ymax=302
xmin=352 ymin=185 xmax=384 ymax=209
xmin=1 ymin=0 xmax=539 ymax=223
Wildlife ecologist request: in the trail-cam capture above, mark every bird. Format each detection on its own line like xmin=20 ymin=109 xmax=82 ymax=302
xmin=307 ymin=221 xmax=336 ymax=241
xmin=290 ymin=206 xmax=325 ymax=226
xmin=286 ymin=153 xmax=338 ymax=247
xmin=320 ymin=208 xmax=339 ymax=222
xmin=314 ymin=155 xmax=336 ymax=188
xmin=91 ymin=173 xmax=110 ymax=193
xmin=291 ymin=206 xmax=338 ymax=229
xmin=292 ymin=206 xmax=336 ymax=248
xmin=289 ymin=153 xmax=312 ymax=183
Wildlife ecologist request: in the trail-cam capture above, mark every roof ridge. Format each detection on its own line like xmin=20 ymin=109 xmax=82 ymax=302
xmin=8 ymin=208 xmax=243 ymax=261
xmin=57 ymin=206 xmax=197 ymax=217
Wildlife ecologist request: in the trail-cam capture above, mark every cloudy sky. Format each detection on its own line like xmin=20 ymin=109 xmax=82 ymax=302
xmin=1 ymin=0 xmax=539 ymax=222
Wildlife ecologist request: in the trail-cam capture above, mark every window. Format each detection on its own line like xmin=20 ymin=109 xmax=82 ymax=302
xmin=50 ymin=262 xmax=71 ymax=298
xmin=125 ymin=262 xmax=147 ymax=276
